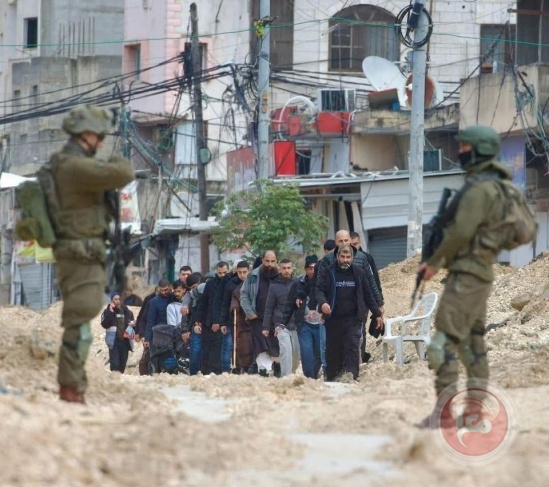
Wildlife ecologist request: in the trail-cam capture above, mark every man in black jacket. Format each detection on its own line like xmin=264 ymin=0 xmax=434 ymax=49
xmin=219 ymin=261 xmax=250 ymax=372
xmin=194 ymin=261 xmax=229 ymax=375
xmin=316 ymin=245 xmax=383 ymax=381
xmin=310 ymin=230 xmax=383 ymax=315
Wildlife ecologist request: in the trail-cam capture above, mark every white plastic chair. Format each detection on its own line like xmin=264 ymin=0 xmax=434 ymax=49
xmin=382 ymin=292 xmax=439 ymax=366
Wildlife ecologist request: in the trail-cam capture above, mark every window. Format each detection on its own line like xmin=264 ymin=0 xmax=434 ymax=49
xmin=24 ymin=17 xmax=38 ymax=48
xmin=251 ymin=0 xmax=294 ymax=69
xmin=124 ymin=44 xmax=141 ymax=79
xmin=480 ymin=24 xmax=516 ymax=71
xmin=13 ymin=89 xmax=21 ymax=112
xmin=329 ymin=5 xmax=399 ymax=72
xmin=31 ymin=85 xmax=39 ymax=107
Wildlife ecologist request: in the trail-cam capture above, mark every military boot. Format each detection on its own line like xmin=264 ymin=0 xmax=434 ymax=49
xmin=59 ymin=386 xmax=86 ymax=404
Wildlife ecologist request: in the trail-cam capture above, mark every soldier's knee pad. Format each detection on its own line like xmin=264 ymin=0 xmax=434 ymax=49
xmin=428 ymin=331 xmax=452 ymax=372
xmin=77 ymin=323 xmax=93 ymax=362
xmin=458 ymin=337 xmax=474 ymax=368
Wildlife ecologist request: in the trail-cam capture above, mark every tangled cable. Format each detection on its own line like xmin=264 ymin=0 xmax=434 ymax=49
xmin=394 ymin=2 xmax=433 ymax=48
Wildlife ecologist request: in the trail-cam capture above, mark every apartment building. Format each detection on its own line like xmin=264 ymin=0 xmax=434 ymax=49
xmin=0 ymin=0 xmax=125 ymax=307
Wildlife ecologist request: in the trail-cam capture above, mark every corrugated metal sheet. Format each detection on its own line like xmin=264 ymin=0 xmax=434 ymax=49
xmin=19 ymin=263 xmax=58 ymax=311
xmin=368 ymin=226 xmax=407 ymax=269
xmin=361 ymin=173 xmax=464 ymax=230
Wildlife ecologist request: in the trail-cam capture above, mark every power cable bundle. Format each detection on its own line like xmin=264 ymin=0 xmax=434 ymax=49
xmin=394 ymin=1 xmax=433 ymax=48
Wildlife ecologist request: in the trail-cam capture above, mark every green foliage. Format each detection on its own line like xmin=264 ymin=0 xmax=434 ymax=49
xmin=211 ymin=180 xmax=328 ymax=256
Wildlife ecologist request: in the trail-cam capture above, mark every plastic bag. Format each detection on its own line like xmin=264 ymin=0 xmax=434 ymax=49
xmin=105 ymin=326 xmax=116 ymax=349
xmin=123 ymin=325 xmax=136 ymax=340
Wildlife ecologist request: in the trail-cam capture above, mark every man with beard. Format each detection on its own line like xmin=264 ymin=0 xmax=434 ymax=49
xmin=166 ymin=280 xmax=185 ymax=326
xmin=240 ymin=250 xmax=279 ymax=375
xmin=219 ymin=260 xmax=251 ymax=372
xmin=194 ymin=261 xmax=229 ymax=375
xmin=179 ymin=266 xmax=193 ymax=286
xmin=144 ymin=279 xmax=173 ymax=348
xmin=219 ymin=260 xmax=250 ymax=372
xmin=310 ymin=230 xmax=383 ymax=313
xmin=316 ymin=245 xmax=383 ymax=381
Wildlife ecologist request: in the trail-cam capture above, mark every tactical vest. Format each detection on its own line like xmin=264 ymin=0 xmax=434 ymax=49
xmin=47 ymin=155 xmax=111 ymax=240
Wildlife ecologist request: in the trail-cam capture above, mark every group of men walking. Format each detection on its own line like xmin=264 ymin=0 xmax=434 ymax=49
xmin=124 ymin=229 xmax=385 ymax=382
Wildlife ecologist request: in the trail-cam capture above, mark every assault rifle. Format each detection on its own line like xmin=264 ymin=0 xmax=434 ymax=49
xmin=105 ymin=190 xmax=132 ymax=295
xmin=412 ymin=187 xmax=453 ymax=306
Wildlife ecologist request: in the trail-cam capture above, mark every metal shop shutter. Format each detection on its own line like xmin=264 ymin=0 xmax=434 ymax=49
xmin=19 ymin=263 xmax=57 ymax=311
xmin=367 ymin=226 xmax=407 ymax=269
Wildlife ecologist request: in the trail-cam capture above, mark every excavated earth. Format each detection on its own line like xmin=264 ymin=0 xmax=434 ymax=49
xmin=1 ymin=254 xmax=548 ymax=486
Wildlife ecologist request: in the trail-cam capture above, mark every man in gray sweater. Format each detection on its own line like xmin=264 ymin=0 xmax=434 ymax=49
xmin=241 ymin=250 xmax=278 ymax=375
xmin=262 ymin=259 xmax=299 ymax=377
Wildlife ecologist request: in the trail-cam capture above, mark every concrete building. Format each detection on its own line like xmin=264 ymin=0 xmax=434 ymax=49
xmin=459 ymin=2 xmax=549 ymax=267
xmin=0 ymin=0 xmax=524 ymax=301
xmin=0 ymin=0 xmax=125 ymax=308
xmin=121 ymin=0 xmax=520 ymax=272
xmin=244 ymin=0 xmax=520 ymax=266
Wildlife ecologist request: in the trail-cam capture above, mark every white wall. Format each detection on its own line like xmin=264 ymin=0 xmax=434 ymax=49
xmin=179 ymin=0 xmax=252 ymax=181
xmin=360 ymin=172 xmax=465 ymax=230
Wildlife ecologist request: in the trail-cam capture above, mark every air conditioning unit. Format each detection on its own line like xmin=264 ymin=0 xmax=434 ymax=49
xmin=424 ymin=149 xmax=442 ymax=172
xmin=317 ymin=89 xmax=356 ymax=112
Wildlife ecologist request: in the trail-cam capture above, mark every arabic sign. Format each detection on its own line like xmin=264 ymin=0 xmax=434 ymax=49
xmin=500 ymin=136 xmax=525 ymax=189
xmin=120 ymin=180 xmax=142 ymax=234
xmin=431 ymin=379 xmax=518 ymax=465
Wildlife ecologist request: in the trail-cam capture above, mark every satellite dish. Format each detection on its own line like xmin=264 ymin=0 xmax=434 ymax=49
xmin=170 ymin=191 xmax=200 ymax=218
xmin=362 ymin=56 xmax=408 ymax=108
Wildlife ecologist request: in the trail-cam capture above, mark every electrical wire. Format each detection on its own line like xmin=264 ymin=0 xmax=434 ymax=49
xmin=395 ymin=2 xmax=434 ymax=49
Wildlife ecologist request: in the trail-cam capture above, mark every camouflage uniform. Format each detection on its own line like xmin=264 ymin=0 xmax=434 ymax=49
xmin=426 ymin=126 xmax=512 ymax=395
xmin=51 ymin=106 xmax=134 ymax=396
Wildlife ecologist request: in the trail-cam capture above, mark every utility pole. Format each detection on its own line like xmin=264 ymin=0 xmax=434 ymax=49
xmin=121 ymin=106 xmax=131 ymax=160
xmin=407 ymin=8 xmax=428 ymax=258
xmin=257 ymin=0 xmax=271 ymax=180
xmin=190 ymin=2 xmax=210 ymax=273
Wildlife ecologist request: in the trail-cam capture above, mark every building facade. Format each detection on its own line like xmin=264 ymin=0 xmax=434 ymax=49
xmin=0 ymin=0 xmax=125 ymax=307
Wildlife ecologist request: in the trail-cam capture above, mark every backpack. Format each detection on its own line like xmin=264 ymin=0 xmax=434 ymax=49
xmin=14 ymin=164 xmax=59 ymax=247
xmin=478 ymin=179 xmax=537 ymax=251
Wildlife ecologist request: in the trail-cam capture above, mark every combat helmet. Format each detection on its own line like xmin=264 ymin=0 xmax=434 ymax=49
xmin=457 ymin=125 xmax=500 ymax=158
xmin=62 ymin=105 xmax=115 ymax=136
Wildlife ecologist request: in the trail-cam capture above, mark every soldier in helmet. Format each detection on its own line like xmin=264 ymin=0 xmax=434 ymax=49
xmin=417 ymin=125 xmax=512 ymax=428
xmin=51 ymin=105 xmax=134 ymax=403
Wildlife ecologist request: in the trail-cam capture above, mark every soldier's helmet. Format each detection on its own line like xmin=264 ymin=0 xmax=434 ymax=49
xmin=62 ymin=105 xmax=115 ymax=136
xmin=457 ymin=125 xmax=500 ymax=157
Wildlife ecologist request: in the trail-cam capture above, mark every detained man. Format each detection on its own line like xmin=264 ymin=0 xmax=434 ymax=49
xmin=263 ymin=259 xmax=299 ymax=377
xmin=315 ymin=245 xmax=383 ymax=381
xmin=240 ymin=251 xmax=279 ymax=375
